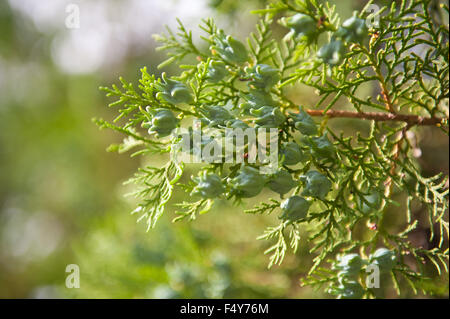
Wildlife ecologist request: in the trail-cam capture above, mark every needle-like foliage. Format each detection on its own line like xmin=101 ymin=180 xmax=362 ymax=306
xmin=97 ymin=0 xmax=449 ymax=298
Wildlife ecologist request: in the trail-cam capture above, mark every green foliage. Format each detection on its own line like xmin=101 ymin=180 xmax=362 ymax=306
xmin=229 ymin=165 xmax=268 ymax=199
xmin=98 ymin=0 xmax=449 ymax=298
xmin=279 ymin=195 xmax=311 ymax=222
xmin=314 ymin=248 xmax=397 ymax=298
xmin=279 ymin=13 xmax=318 ymax=41
xmin=191 ymin=171 xmax=226 ymax=199
xmin=281 ymin=141 xmax=309 ymax=165
xmin=267 ymin=169 xmax=298 ymax=195
xmin=300 ymin=170 xmax=332 ymax=199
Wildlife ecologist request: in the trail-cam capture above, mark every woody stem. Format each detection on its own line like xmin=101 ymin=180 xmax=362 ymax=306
xmin=305 ymin=109 xmax=447 ymax=126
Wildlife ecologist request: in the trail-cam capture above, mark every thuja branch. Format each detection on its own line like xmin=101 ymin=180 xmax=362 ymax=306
xmin=305 ymin=109 xmax=448 ymax=126
xmin=99 ymin=0 xmax=449 ymax=298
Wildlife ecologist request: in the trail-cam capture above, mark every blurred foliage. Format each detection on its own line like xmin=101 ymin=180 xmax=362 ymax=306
xmin=0 ymin=0 xmax=447 ymax=299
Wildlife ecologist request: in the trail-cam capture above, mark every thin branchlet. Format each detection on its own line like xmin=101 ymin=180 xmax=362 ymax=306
xmin=305 ymin=109 xmax=447 ymax=126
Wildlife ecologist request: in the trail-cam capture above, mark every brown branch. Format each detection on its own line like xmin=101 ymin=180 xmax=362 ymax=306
xmin=305 ymin=109 xmax=447 ymax=126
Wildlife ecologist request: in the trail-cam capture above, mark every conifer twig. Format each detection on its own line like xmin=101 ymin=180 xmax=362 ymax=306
xmin=305 ymin=109 xmax=447 ymax=126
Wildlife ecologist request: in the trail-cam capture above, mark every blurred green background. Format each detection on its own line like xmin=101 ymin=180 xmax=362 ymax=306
xmin=0 ymin=0 xmax=447 ymax=298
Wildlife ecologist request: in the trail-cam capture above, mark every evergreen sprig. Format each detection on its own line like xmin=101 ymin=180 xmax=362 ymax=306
xmin=98 ymin=0 xmax=449 ymax=298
